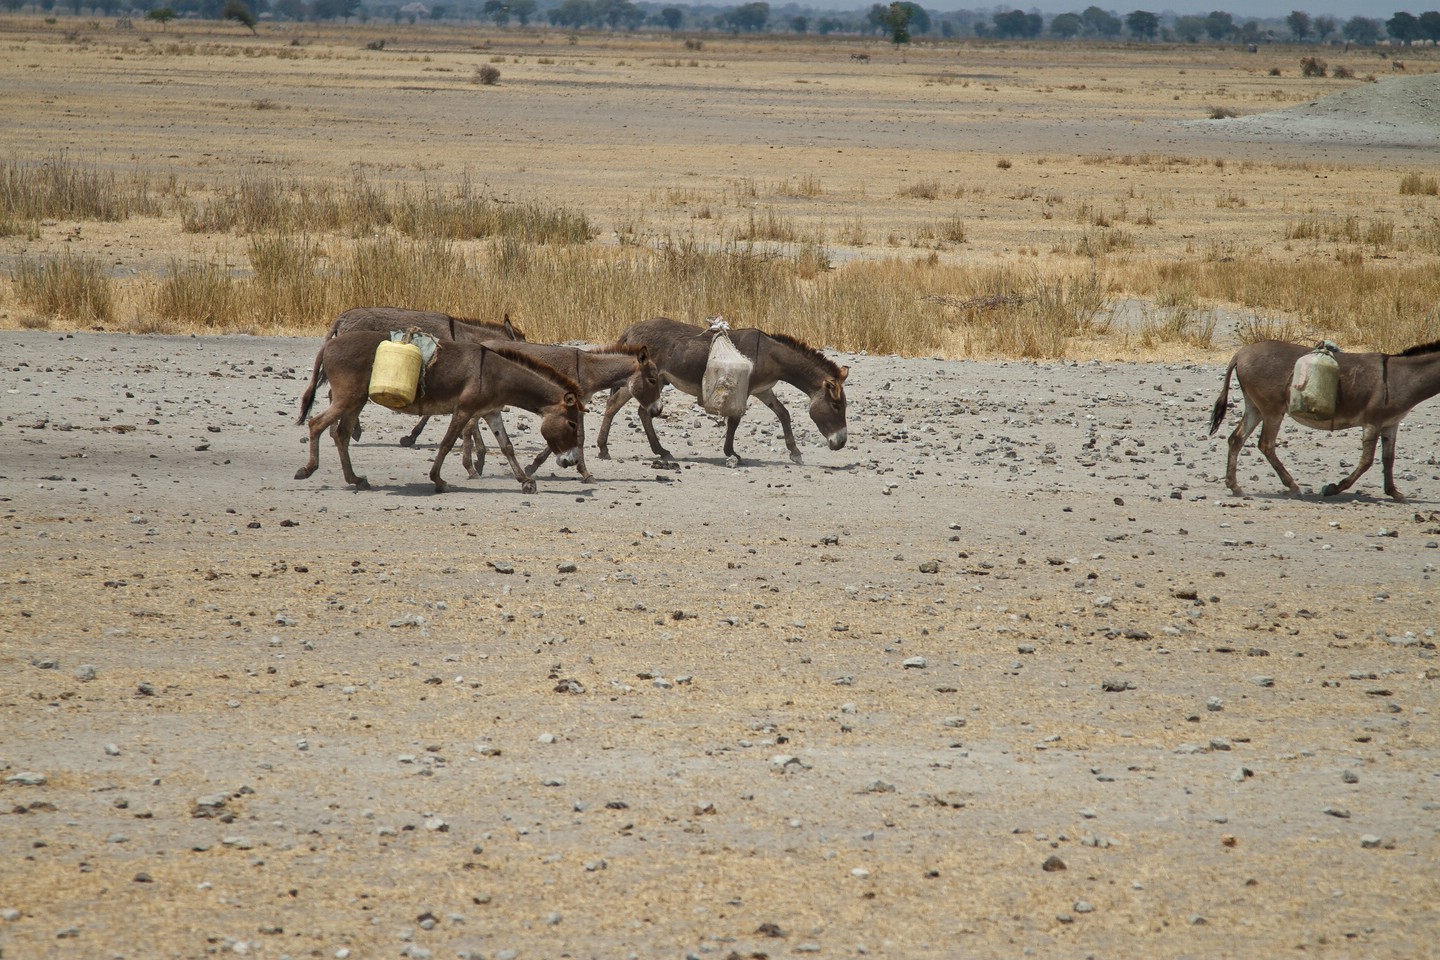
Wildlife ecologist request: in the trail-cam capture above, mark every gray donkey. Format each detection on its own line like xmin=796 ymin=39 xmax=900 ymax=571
xmin=1210 ymin=338 xmax=1440 ymax=500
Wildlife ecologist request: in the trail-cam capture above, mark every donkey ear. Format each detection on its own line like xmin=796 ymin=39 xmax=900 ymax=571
xmin=563 ymin=391 xmax=584 ymax=411
xmin=837 ymin=365 xmax=850 ymax=383
xmin=636 ymin=345 xmax=650 ymax=363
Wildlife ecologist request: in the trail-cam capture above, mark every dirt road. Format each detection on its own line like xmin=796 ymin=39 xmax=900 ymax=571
xmin=3 ymin=330 xmax=1437 ymax=958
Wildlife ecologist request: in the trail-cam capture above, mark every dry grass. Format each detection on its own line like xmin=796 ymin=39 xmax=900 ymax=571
xmin=2 ymin=22 xmax=1439 ymax=358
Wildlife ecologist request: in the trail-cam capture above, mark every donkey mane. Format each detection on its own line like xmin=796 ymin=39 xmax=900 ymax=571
xmin=767 ymin=331 xmax=843 ymax=379
xmin=1396 ymin=338 xmax=1440 ymax=358
xmin=454 ymin=314 xmax=522 ymax=336
xmin=590 ymin=342 xmax=647 ymax=358
xmin=483 ymin=344 xmax=583 ymax=397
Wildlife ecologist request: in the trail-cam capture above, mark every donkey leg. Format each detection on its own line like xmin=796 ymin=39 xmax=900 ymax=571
xmin=1254 ymin=416 xmax=1302 ymax=495
xmin=461 ymin=417 xmax=488 ymax=479
xmin=1224 ymin=403 xmax=1262 ymax=496
xmin=1380 ymin=427 xmax=1405 ymax=501
xmin=1323 ymin=426 xmax=1382 ymax=498
xmin=333 ymin=412 xmax=370 ymax=490
xmin=483 ymin=412 xmax=538 ymax=494
xmin=756 ymin=389 xmax=801 ymax=464
xmin=400 ymin=415 xmax=429 ymax=448
xmin=595 ymin=386 xmax=629 ymax=460
xmin=429 ymin=413 xmax=473 ymax=493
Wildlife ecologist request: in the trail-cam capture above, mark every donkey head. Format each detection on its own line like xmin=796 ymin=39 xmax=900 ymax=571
xmin=809 ymin=364 xmax=849 ymax=451
xmin=630 ymin=346 xmax=665 ymax=417
xmin=541 ymin=392 xmax=586 ymax=469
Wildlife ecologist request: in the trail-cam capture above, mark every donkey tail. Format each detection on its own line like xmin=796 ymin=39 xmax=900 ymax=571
xmin=296 ymin=345 xmax=330 ymax=424
xmin=1208 ymin=357 xmax=1237 ymax=437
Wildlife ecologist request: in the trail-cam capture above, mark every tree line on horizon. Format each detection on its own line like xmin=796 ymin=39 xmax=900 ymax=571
xmin=10 ymin=0 xmax=1440 ymax=48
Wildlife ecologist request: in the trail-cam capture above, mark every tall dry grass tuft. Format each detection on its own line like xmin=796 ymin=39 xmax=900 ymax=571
xmin=1124 ymin=259 xmax=1440 ymax=351
xmin=151 ymin=258 xmax=240 ymax=331
xmin=0 ymin=154 xmax=164 ymax=225
xmin=11 ymin=252 xmax=115 ymax=326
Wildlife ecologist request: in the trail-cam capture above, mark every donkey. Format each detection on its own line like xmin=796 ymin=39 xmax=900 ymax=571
xmin=596 ymin=317 xmax=849 ymax=465
xmin=1210 ymin=338 xmax=1440 ymax=501
xmin=463 ymin=341 xmax=664 ymax=482
xmin=325 ymin=306 xmax=524 ymax=446
xmin=294 ymin=330 xmax=583 ymax=494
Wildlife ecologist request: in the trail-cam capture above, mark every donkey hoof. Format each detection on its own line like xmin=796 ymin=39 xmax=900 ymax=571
xmin=354 ymin=477 xmax=371 ymax=491
xmin=1320 ymin=483 xmax=1340 ymax=497
xmin=432 ymin=480 xmax=448 ymax=494
xmin=789 ymin=451 xmax=805 ymax=465
xmin=294 ymin=466 xmax=315 ymax=480
xmin=399 ymin=436 xmax=417 ymax=448
xmin=520 ymin=480 xmax=538 ymax=494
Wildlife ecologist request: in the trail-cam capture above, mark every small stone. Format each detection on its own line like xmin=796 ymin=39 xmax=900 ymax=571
xmin=1341 ymin=769 xmax=1359 ymax=784
xmin=5 ymin=772 xmax=47 ymax=786
xmin=902 ymin=656 xmax=927 ymax=669
xmin=1073 ymin=900 xmax=1095 ymax=914
xmin=1100 ymin=678 xmax=1134 ymax=692
xmin=1042 ymin=855 xmax=1067 ymax=872
xmin=918 ymin=560 xmax=940 ymax=574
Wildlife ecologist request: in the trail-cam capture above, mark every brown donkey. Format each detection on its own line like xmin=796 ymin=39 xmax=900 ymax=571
xmin=597 ymin=317 xmax=850 ymax=465
xmin=326 ymin=306 xmax=524 ymax=446
xmin=295 ymin=330 xmax=583 ymax=493
xmin=467 ymin=341 xmax=664 ymax=482
xmin=1210 ymin=338 xmax=1440 ymax=500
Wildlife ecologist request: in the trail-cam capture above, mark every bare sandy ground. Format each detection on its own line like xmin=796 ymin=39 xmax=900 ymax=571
xmin=3 ymin=329 xmax=1439 ymax=959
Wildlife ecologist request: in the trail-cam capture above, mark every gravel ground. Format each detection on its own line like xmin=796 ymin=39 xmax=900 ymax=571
xmin=3 ymin=330 xmax=1439 ymax=959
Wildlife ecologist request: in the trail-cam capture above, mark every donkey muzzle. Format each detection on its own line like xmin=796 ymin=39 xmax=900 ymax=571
xmin=557 ymin=447 xmax=582 ymax=469
xmin=827 ymin=428 xmax=848 ymax=450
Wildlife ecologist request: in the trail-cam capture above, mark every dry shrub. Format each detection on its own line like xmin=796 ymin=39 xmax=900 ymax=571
xmin=474 ymin=64 xmax=500 ymax=85
xmin=1399 ymin=172 xmax=1439 ymax=196
xmin=1332 ymin=64 xmax=1354 ymax=79
xmin=1207 ymin=105 xmax=1237 ymax=119
xmin=1300 ymin=56 xmax=1327 ymax=77
xmin=11 ymin=252 xmax=115 ymax=326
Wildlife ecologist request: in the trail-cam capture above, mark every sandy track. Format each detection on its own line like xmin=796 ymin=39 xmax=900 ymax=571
xmin=3 ymin=330 xmax=1438 ymax=958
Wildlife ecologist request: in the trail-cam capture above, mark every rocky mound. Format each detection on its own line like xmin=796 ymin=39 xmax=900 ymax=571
xmin=1196 ymin=72 xmax=1440 ymax=147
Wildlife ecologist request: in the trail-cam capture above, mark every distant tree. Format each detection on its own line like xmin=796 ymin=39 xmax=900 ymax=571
xmin=1049 ymin=11 xmax=1082 ymax=38
xmin=146 ymin=5 xmax=176 ymax=26
xmin=597 ymin=0 xmax=642 ymax=30
xmin=429 ymin=4 xmax=446 ymax=18
xmin=1285 ymin=9 xmax=1310 ymax=40
xmin=658 ymin=5 xmax=681 ymax=29
xmin=897 ymin=2 xmax=928 ymax=34
xmin=1081 ymin=5 xmax=1122 ymax=37
xmin=1 ymin=0 xmax=25 ymax=11
xmin=509 ymin=0 xmax=535 ymax=25
xmin=483 ymin=0 xmax=509 ymax=25
xmin=1204 ymin=10 xmax=1234 ymax=40
xmin=223 ymin=0 xmax=257 ymax=31
xmin=1386 ymin=11 xmax=1420 ymax=43
xmin=547 ymin=0 xmax=592 ymax=26
xmin=994 ymin=8 xmax=1041 ymax=37
xmin=883 ymin=1 xmax=910 ymax=43
xmin=273 ymin=0 xmax=303 ymax=19
xmin=1419 ymin=10 xmax=1440 ymax=42
xmin=790 ymin=14 xmax=807 ymax=32
xmin=1313 ymin=14 xmax=1336 ymax=39
xmin=1125 ymin=9 xmax=1158 ymax=39
xmin=723 ymin=1 xmax=767 ymax=32
xmin=816 ymin=15 xmax=843 ymax=34
xmin=1342 ymin=15 xmax=1381 ymax=43
xmin=1174 ymin=14 xmax=1205 ymax=41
